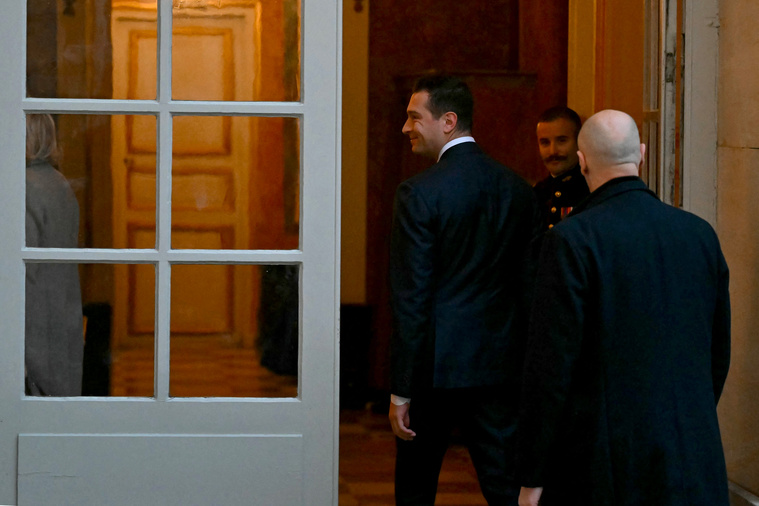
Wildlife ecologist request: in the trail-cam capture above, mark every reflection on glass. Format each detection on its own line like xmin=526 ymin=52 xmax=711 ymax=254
xmin=171 ymin=116 xmax=300 ymax=250
xmin=27 ymin=0 xmax=300 ymax=101
xmin=26 ymin=114 xmax=80 ymax=249
xmin=24 ymin=115 xmax=82 ymax=396
xmin=27 ymin=0 xmax=159 ymax=100
xmin=25 ymin=113 xmax=157 ymax=249
xmin=24 ymin=263 xmax=156 ymax=398
xmin=170 ymin=264 xmax=298 ymax=398
xmin=25 ymin=260 xmax=82 ymax=396
xmin=172 ymin=0 xmax=301 ymax=101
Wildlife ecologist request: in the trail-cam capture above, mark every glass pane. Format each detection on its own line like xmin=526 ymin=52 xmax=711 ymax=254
xmin=170 ymin=264 xmax=298 ymax=398
xmin=25 ymin=263 xmax=155 ymax=397
xmin=171 ymin=116 xmax=300 ymax=250
xmin=172 ymin=0 xmax=301 ymax=101
xmin=25 ymin=113 xmax=157 ymax=249
xmin=27 ymin=0 xmax=159 ymax=100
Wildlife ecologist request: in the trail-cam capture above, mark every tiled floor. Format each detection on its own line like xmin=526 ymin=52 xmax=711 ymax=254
xmin=339 ymin=406 xmax=488 ymax=505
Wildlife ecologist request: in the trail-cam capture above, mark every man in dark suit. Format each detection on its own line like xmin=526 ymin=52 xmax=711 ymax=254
xmin=532 ymin=106 xmax=589 ymax=230
xmin=517 ymin=110 xmax=731 ymax=506
xmin=389 ymin=74 xmax=540 ymax=505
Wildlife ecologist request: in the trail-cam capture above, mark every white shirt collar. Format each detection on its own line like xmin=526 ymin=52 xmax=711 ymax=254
xmin=438 ymin=136 xmax=475 ymax=161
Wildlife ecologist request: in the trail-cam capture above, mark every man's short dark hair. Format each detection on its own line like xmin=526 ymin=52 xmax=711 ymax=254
xmin=537 ymin=106 xmax=582 ymax=138
xmin=412 ymin=74 xmax=473 ymax=134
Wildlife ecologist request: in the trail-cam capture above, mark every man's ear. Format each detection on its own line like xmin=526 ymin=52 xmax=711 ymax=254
xmin=578 ymin=150 xmax=588 ymax=175
xmin=442 ymin=112 xmax=458 ymax=134
xmin=639 ymin=143 xmax=646 ymax=172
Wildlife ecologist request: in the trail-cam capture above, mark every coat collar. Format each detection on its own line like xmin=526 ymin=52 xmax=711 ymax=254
xmin=438 ymin=141 xmax=481 ymax=161
xmin=569 ymin=176 xmax=658 ymax=216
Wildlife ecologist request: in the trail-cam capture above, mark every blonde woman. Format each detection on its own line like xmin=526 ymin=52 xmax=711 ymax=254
xmin=25 ymin=114 xmax=83 ymax=396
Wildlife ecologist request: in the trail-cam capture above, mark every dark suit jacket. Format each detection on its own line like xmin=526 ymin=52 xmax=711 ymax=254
xmin=390 ymin=142 xmax=540 ymax=398
xmin=517 ymin=176 xmax=731 ymax=505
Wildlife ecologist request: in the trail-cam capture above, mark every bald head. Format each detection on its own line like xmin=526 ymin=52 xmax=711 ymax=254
xmin=577 ymin=110 xmax=645 ymax=191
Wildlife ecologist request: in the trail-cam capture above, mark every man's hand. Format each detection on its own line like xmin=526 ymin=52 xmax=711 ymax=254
xmin=389 ymin=401 xmax=416 ymax=440
xmin=518 ymin=487 xmax=543 ymax=506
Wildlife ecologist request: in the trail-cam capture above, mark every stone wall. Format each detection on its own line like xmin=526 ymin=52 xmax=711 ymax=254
xmin=717 ymin=0 xmax=759 ymax=496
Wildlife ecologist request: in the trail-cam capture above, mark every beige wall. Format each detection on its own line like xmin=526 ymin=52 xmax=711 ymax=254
xmin=717 ymin=0 xmax=759 ymax=496
xmin=341 ymin=0 xmax=369 ymax=305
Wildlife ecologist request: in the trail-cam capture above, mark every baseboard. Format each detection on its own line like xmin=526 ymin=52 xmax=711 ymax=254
xmin=730 ymin=481 xmax=759 ymax=506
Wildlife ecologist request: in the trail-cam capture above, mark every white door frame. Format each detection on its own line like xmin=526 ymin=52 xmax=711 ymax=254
xmin=681 ymin=0 xmax=719 ymax=227
xmin=0 ymin=1 xmax=342 ymax=504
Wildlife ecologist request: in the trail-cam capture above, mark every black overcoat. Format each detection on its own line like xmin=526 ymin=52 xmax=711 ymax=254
xmin=518 ymin=177 xmax=731 ymax=505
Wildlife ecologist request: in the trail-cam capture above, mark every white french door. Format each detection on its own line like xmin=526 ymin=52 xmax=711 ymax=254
xmin=0 ymin=0 xmax=341 ymax=504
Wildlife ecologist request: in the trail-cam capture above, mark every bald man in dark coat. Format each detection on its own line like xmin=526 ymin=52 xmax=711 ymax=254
xmin=517 ymin=110 xmax=731 ymax=506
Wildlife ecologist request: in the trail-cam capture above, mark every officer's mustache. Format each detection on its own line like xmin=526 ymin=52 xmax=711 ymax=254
xmin=545 ymin=155 xmax=567 ymax=162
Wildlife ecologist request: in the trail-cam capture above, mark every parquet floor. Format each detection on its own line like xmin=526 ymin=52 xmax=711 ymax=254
xmin=109 ymin=345 xmax=298 ymax=398
xmin=109 ymin=345 xmax=486 ymax=505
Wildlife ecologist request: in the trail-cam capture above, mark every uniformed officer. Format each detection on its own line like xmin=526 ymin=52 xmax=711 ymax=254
xmin=533 ymin=107 xmax=590 ymax=229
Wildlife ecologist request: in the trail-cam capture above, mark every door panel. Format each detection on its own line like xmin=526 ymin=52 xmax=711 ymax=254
xmin=18 ymin=434 xmax=304 ymax=505
xmin=3 ymin=0 xmax=338 ymax=503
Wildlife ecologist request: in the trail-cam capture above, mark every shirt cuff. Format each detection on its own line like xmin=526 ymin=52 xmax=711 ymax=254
xmin=391 ymin=394 xmax=410 ymax=406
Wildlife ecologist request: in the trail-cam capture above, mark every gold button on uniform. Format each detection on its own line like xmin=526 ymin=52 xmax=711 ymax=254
xmin=555 ymin=191 xmax=562 ymax=198
xmin=551 ymin=207 xmax=557 ymax=213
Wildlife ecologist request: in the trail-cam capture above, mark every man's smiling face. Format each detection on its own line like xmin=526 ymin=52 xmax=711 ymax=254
xmin=537 ymin=117 xmax=580 ymax=176
xmin=402 ymin=91 xmax=447 ymax=159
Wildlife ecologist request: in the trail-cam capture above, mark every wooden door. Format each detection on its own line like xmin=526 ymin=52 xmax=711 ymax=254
xmin=110 ymin=3 xmax=260 ymax=349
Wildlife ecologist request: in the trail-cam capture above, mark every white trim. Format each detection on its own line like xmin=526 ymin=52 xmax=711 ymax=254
xmin=658 ymin=0 xmax=679 ymax=204
xmin=22 ymin=99 xmax=306 ymax=115
xmin=21 ymin=249 xmax=302 ymax=262
xmin=333 ymin=0 xmax=344 ymax=502
xmin=729 ymin=482 xmax=759 ymax=506
xmin=681 ymin=0 xmax=719 ymax=226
